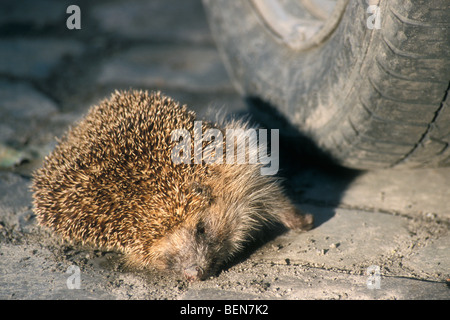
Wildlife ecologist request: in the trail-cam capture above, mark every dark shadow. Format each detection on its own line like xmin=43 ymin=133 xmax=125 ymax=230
xmin=245 ymin=96 xmax=362 ymax=224
xmin=246 ymin=97 xmax=363 ymax=222
xmin=220 ymin=96 xmax=362 ymax=274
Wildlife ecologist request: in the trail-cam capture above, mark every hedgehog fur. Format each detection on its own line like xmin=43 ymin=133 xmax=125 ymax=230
xmin=32 ymin=90 xmax=313 ymax=281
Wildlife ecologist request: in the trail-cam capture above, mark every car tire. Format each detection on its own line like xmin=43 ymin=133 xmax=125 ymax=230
xmin=203 ymin=0 xmax=450 ymax=169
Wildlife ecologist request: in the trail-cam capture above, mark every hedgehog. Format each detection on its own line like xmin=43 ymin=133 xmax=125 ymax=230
xmin=32 ymin=90 xmax=313 ymax=281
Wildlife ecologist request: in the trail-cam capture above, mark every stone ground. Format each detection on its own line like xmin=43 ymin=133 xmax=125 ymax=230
xmin=0 ymin=0 xmax=449 ymax=300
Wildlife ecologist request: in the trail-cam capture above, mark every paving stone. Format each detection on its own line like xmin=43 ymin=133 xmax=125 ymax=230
xmin=0 ymin=172 xmax=40 ymax=242
xmin=0 ymin=0 xmax=71 ymax=28
xmin=0 ymin=38 xmax=84 ymax=79
xmin=255 ymin=206 xmax=412 ymax=272
xmin=270 ymin=267 xmax=450 ymax=300
xmin=0 ymin=243 xmax=115 ymax=300
xmin=95 ymin=44 xmax=233 ymax=93
xmin=91 ymin=0 xmax=212 ymax=44
xmin=0 ymin=172 xmax=32 ymax=216
xmin=0 ymin=80 xmax=59 ymax=169
xmin=402 ymin=233 xmax=450 ymax=280
xmin=180 ymin=288 xmax=262 ymax=300
xmin=294 ymin=167 xmax=450 ymax=220
xmin=0 ymin=80 xmax=58 ymax=121
xmin=181 ymin=261 xmax=450 ymax=300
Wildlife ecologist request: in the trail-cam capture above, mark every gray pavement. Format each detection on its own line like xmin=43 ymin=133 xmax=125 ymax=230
xmin=0 ymin=0 xmax=448 ymax=300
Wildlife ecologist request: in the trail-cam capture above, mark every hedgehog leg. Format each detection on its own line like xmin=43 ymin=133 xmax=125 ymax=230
xmin=278 ymin=205 xmax=314 ymax=231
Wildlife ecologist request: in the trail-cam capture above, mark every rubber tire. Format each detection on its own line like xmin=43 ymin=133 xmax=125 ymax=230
xmin=202 ymin=0 xmax=450 ymax=169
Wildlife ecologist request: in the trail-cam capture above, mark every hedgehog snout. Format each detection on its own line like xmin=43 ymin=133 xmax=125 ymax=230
xmin=183 ymin=265 xmax=204 ymax=281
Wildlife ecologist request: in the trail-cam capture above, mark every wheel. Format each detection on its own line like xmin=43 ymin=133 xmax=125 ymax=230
xmin=202 ymin=0 xmax=450 ymax=169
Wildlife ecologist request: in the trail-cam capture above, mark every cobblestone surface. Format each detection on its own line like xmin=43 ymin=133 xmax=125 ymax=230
xmin=0 ymin=0 xmax=448 ymax=300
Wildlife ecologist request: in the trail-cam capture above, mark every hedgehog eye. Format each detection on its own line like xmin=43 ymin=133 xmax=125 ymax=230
xmin=195 ymin=221 xmax=206 ymax=237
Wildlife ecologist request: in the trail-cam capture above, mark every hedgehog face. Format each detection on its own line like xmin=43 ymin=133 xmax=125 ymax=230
xmin=152 ymin=209 xmax=245 ymax=281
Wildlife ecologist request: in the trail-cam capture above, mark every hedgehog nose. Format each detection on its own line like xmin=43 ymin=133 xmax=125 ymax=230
xmin=184 ymin=265 xmax=203 ymax=281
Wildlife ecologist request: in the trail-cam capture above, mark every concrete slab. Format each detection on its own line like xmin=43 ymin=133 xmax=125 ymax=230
xmin=253 ymin=206 xmax=413 ymax=272
xmin=0 ymin=80 xmax=60 ymax=169
xmin=0 ymin=0 xmax=72 ymax=28
xmin=294 ymin=167 xmax=450 ymax=220
xmin=402 ymin=233 xmax=450 ymax=280
xmin=179 ymin=261 xmax=450 ymax=300
xmin=91 ymin=0 xmax=212 ymax=44
xmin=0 ymin=243 xmax=115 ymax=300
xmin=95 ymin=44 xmax=233 ymax=93
xmin=0 ymin=172 xmax=33 ymax=232
xmin=0 ymin=38 xmax=84 ymax=80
